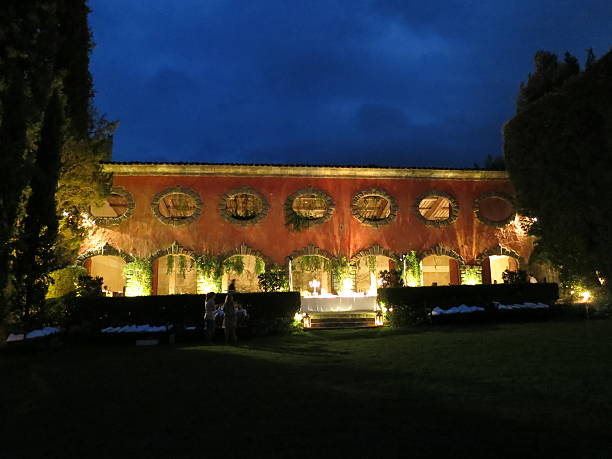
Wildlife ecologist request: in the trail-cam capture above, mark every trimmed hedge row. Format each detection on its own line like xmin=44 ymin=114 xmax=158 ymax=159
xmin=69 ymin=292 xmax=301 ymax=329
xmin=378 ymin=283 xmax=560 ymax=326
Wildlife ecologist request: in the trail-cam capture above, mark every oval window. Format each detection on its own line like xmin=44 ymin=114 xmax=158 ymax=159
xmin=478 ymin=196 xmax=514 ymax=223
xmin=355 ymin=195 xmax=391 ymax=221
xmin=226 ymin=193 xmax=263 ymax=220
xmin=90 ymin=193 xmax=129 ymax=218
xmin=158 ymin=193 xmax=198 ymax=219
xmin=418 ymin=196 xmax=451 ymax=221
xmin=292 ymin=194 xmax=328 ymax=219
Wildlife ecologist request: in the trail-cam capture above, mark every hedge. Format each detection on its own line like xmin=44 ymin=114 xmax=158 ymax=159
xmin=378 ymin=283 xmax=559 ymax=326
xmin=68 ymin=292 xmax=301 ymax=329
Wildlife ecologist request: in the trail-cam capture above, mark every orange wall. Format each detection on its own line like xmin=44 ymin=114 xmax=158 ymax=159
xmin=83 ymin=174 xmax=532 ymax=265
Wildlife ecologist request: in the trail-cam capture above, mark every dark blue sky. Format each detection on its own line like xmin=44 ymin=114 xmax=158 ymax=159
xmin=89 ymin=0 xmax=611 ymax=168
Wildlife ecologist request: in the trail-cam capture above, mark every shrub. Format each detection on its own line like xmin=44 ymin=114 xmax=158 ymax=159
xmin=46 ymin=266 xmax=88 ymax=299
xmin=379 ymin=283 xmax=559 ymax=327
xmin=67 ymin=292 xmax=301 ymax=332
xmin=258 ymin=265 xmax=289 ymax=292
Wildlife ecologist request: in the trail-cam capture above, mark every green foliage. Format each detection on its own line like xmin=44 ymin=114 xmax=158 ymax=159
xmin=258 ymin=265 xmax=289 ymax=292
xmin=123 ymin=258 xmax=153 ymax=296
xmin=255 ymin=257 xmax=265 ymax=276
xmin=403 ymin=251 xmax=421 ymax=286
xmin=379 ymin=270 xmax=403 ymax=288
xmin=223 ymin=255 xmax=245 ymax=275
xmin=502 ymin=269 xmax=527 ymax=284
xmin=46 ymin=266 xmax=88 ymax=299
xmin=504 ymin=49 xmax=612 ymax=295
xmin=295 ymin=255 xmax=328 ymax=272
xmin=331 ymin=256 xmax=352 ymax=281
xmin=195 ymin=254 xmax=221 ymax=279
xmin=516 ymin=50 xmax=581 ymax=112
xmin=379 ymin=284 xmax=560 ymax=327
xmin=462 ymin=265 xmax=483 ymax=285
xmin=285 ymin=211 xmax=316 ymax=231
xmin=74 ymin=274 xmax=104 ymax=298
xmin=0 ymin=1 xmax=115 ymax=331
xmin=166 ymin=254 xmax=174 ymax=275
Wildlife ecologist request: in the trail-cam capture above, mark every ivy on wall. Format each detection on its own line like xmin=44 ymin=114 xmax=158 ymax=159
xmin=255 ymin=257 xmax=266 ymax=276
xmin=195 ymin=254 xmax=222 ymax=292
xmin=223 ymin=255 xmax=245 ymax=275
xmin=294 ymin=255 xmax=329 ymax=272
xmin=123 ymin=258 xmax=153 ymax=296
xmin=460 ymin=265 xmax=483 ymax=285
xmin=284 ymin=188 xmax=335 ymax=232
xmin=331 ymin=256 xmax=352 ymax=281
xmin=402 ymin=251 xmax=422 ymax=287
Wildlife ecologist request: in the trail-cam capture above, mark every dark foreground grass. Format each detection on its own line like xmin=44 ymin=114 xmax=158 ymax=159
xmin=2 ymin=319 xmax=612 ymax=458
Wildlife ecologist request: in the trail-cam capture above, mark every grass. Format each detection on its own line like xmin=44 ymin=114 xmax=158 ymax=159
xmin=2 ymin=319 xmax=612 ymax=458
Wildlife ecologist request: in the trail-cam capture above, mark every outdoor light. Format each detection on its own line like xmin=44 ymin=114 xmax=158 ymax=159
xmin=303 ymin=313 xmax=311 ymax=328
xmin=581 ymin=291 xmax=591 ymax=303
xmin=340 ymin=277 xmax=354 ymax=296
xmin=375 ymin=310 xmax=384 ymax=326
xmin=308 ymin=279 xmax=321 ymax=295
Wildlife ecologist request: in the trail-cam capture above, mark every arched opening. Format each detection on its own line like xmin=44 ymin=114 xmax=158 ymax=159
xmin=221 ymin=254 xmax=265 ymax=292
xmin=421 ymin=255 xmax=460 ymax=286
xmin=354 ymin=255 xmax=396 ymax=295
xmin=156 ymin=254 xmax=197 ymax=294
xmin=291 ymin=255 xmax=332 ymax=296
xmin=86 ymin=255 xmax=126 ymax=295
xmin=488 ymin=255 xmax=519 ymax=284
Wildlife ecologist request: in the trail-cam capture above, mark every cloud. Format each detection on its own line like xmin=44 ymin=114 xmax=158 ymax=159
xmin=89 ymin=0 xmax=612 ymax=167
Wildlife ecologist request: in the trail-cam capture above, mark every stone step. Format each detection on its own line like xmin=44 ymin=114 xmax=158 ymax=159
xmin=308 ymin=315 xmax=378 ymax=329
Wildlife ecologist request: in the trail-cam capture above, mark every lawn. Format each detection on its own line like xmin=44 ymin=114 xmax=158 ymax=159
xmin=2 ymin=319 xmax=612 ymax=458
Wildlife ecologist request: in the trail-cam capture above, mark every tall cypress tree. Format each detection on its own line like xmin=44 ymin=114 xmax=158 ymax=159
xmin=504 ymin=50 xmax=612 ymax=295
xmin=0 ymin=0 xmax=114 ymax=332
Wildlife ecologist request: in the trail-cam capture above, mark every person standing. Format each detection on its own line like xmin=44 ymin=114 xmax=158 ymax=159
xmin=228 ymin=279 xmax=237 ymax=293
xmin=223 ymin=294 xmax=237 ymax=344
xmin=203 ymin=292 xmax=217 ymax=344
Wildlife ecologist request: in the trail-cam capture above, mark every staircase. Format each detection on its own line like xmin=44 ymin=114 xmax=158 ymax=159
xmin=307 ymin=312 xmax=380 ymax=329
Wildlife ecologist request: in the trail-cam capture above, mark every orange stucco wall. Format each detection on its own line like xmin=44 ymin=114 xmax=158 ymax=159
xmin=81 ymin=171 xmax=533 ymax=265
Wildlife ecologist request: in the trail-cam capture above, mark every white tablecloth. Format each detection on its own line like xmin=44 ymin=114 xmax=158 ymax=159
xmin=300 ymin=295 xmax=378 ymax=313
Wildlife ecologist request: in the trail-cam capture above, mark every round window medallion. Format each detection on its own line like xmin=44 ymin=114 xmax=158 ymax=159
xmin=414 ymin=191 xmax=459 ymax=227
xmin=285 ymin=188 xmax=335 ymax=231
xmin=219 ymin=187 xmax=269 ymax=226
xmin=151 ymin=186 xmax=203 ymax=226
xmin=351 ymin=189 xmax=397 ymax=228
xmin=89 ymin=186 xmax=134 ymax=226
xmin=473 ymin=192 xmax=515 ymax=227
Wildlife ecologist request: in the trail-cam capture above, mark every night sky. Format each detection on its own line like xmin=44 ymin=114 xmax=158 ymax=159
xmin=89 ymin=0 xmax=611 ymax=168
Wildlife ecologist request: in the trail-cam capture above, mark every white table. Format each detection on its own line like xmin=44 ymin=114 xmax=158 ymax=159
xmin=300 ymin=295 xmax=378 ymax=313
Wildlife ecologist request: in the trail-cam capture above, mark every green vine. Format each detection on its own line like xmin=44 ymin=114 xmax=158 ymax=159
xmin=331 ymin=256 xmax=352 ymax=280
xmin=166 ymin=254 xmax=174 ymax=275
xmin=223 ymin=255 xmax=245 ymax=275
xmin=195 ymin=254 xmax=222 ymax=291
xmin=294 ymin=255 xmax=329 ymax=272
xmin=285 ymin=212 xmax=318 ymax=232
xmin=403 ymin=250 xmax=421 ymax=286
xmin=123 ymin=257 xmax=153 ymax=296
xmin=255 ymin=257 xmax=266 ymax=275
xmin=367 ymin=256 xmax=377 ymax=274
xmin=178 ymin=255 xmax=188 ymax=278
xmin=195 ymin=254 xmax=221 ymax=278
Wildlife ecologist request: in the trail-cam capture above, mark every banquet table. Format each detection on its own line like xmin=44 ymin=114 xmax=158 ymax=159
xmin=300 ymin=295 xmax=378 ymax=313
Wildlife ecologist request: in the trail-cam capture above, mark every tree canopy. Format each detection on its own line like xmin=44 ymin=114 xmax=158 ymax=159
xmin=0 ymin=0 xmax=114 ymax=330
xmin=504 ymin=49 xmax=612 ymax=294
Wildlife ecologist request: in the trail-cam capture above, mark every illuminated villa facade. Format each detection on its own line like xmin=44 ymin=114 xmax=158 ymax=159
xmin=78 ymin=162 xmax=533 ymax=302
